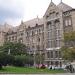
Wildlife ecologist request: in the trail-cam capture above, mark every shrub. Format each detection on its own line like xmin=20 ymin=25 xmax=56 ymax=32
xmin=0 ymin=53 xmax=14 ymax=66
xmin=0 ymin=63 xmax=2 ymax=70
xmin=0 ymin=53 xmax=8 ymax=66
xmin=0 ymin=53 xmax=34 ymax=67
xmin=6 ymin=55 xmax=15 ymax=65
xmin=13 ymin=55 xmax=34 ymax=67
xmin=13 ymin=55 xmax=25 ymax=67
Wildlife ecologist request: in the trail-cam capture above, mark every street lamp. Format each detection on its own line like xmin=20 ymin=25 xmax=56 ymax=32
xmin=8 ymin=48 xmax=10 ymax=55
xmin=34 ymin=50 xmax=36 ymax=67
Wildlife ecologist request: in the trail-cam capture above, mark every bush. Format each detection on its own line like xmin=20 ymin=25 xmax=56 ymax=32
xmin=25 ymin=55 xmax=34 ymax=66
xmin=13 ymin=55 xmax=25 ymax=67
xmin=6 ymin=55 xmax=15 ymax=65
xmin=0 ymin=52 xmax=34 ymax=67
xmin=0 ymin=53 xmax=8 ymax=66
xmin=0 ymin=63 xmax=2 ymax=70
xmin=13 ymin=55 xmax=34 ymax=67
xmin=0 ymin=53 xmax=14 ymax=66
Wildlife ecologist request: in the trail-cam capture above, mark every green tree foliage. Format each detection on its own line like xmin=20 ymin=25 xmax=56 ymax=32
xmin=0 ymin=42 xmax=34 ymax=67
xmin=64 ymin=31 xmax=75 ymax=46
xmin=0 ymin=53 xmax=14 ymax=66
xmin=35 ymin=52 xmax=44 ymax=64
xmin=0 ymin=42 xmax=27 ymax=55
xmin=61 ymin=31 xmax=75 ymax=62
xmin=61 ymin=46 xmax=75 ymax=62
xmin=64 ymin=31 xmax=75 ymax=41
xmin=13 ymin=55 xmax=34 ymax=67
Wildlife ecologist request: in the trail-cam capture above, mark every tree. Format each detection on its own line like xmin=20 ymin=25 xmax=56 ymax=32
xmin=0 ymin=42 xmax=34 ymax=67
xmin=61 ymin=46 xmax=75 ymax=62
xmin=64 ymin=31 xmax=75 ymax=46
xmin=0 ymin=42 xmax=27 ymax=55
xmin=61 ymin=31 xmax=75 ymax=62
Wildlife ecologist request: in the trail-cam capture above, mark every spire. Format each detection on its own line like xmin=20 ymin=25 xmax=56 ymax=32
xmin=61 ymin=0 xmax=62 ymax=3
xmin=36 ymin=15 xmax=39 ymax=24
xmin=37 ymin=15 xmax=39 ymax=19
xmin=21 ymin=20 xmax=23 ymax=24
xmin=51 ymin=0 xmax=52 ymax=2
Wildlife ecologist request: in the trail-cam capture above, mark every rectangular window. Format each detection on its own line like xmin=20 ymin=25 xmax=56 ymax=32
xmin=59 ymin=51 xmax=62 ymax=58
xmin=55 ymin=51 xmax=58 ymax=58
xmin=65 ymin=20 xmax=68 ymax=26
xmin=47 ymin=40 xmax=53 ymax=48
xmin=68 ymin=19 xmax=71 ymax=25
xmin=56 ymin=22 xmax=60 ymax=29
xmin=47 ymin=52 xmax=50 ymax=58
xmin=56 ymin=30 xmax=60 ymax=36
xmin=56 ymin=40 xmax=61 ymax=47
xmin=50 ymin=51 xmax=53 ymax=58
xmin=47 ymin=41 xmax=50 ymax=48
xmin=47 ymin=51 xmax=53 ymax=58
xmin=47 ymin=23 xmax=52 ymax=31
xmin=48 ymin=32 xmax=51 ymax=39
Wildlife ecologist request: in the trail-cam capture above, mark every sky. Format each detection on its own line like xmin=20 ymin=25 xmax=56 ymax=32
xmin=0 ymin=0 xmax=75 ymax=26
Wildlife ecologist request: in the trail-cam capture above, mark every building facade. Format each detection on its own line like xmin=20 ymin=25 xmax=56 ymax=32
xmin=0 ymin=1 xmax=75 ymax=66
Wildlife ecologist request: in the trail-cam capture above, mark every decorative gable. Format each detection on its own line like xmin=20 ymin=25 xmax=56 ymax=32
xmin=44 ymin=2 xmax=60 ymax=19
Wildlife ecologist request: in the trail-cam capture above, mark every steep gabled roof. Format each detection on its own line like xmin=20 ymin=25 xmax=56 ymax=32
xmin=23 ymin=18 xmax=43 ymax=28
xmin=0 ymin=23 xmax=13 ymax=32
xmin=44 ymin=2 xmax=57 ymax=17
xmin=57 ymin=2 xmax=73 ymax=12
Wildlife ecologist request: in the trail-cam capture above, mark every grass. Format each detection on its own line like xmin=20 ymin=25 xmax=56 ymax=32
xmin=0 ymin=66 xmax=66 ymax=74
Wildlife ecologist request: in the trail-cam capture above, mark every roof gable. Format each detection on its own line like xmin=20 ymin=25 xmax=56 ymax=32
xmin=57 ymin=2 xmax=73 ymax=12
xmin=44 ymin=2 xmax=57 ymax=17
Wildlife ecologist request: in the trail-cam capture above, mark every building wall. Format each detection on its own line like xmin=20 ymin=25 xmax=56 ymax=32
xmin=0 ymin=31 xmax=5 ymax=46
xmin=71 ymin=11 xmax=75 ymax=31
xmin=25 ymin=24 xmax=44 ymax=54
xmin=43 ymin=2 xmax=64 ymax=66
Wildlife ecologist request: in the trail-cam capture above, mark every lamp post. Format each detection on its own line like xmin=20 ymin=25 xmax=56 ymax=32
xmin=34 ymin=50 xmax=36 ymax=67
xmin=8 ymin=48 xmax=10 ymax=55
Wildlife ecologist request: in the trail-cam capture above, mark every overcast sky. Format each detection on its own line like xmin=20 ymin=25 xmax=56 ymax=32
xmin=0 ymin=0 xmax=74 ymax=26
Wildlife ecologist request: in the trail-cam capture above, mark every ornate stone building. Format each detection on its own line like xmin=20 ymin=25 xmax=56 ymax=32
xmin=0 ymin=1 xmax=75 ymax=66
xmin=43 ymin=1 xmax=75 ymax=66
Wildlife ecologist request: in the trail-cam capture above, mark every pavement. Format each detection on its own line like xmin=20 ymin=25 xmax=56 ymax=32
xmin=0 ymin=74 xmax=75 ymax=75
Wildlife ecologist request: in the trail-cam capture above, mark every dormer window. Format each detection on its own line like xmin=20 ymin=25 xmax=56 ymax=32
xmin=55 ymin=19 xmax=59 ymax=23
xmin=56 ymin=12 xmax=59 ymax=16
xmin=28 ymin=26 xmax=30 ymax=28
xmin=36 ymin=23 xmax=38 ymax=27
xmin=46 ymin=15 xmax=49 ymax=19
